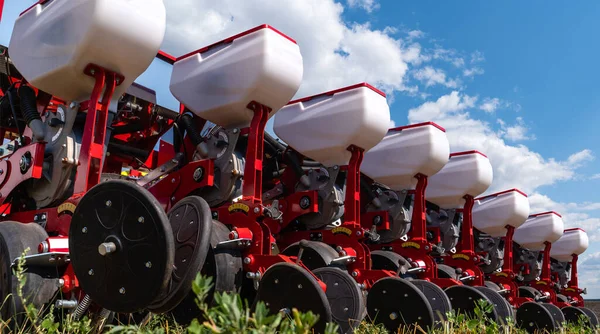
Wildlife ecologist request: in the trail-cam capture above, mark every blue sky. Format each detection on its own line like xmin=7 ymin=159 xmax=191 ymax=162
xmin=2 ymin=1 xmax=600 ymax=296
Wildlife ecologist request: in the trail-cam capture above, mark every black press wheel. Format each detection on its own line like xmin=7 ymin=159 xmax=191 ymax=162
xmin=562 ymin=305 xmax=591 ymax=327
xmin=253 ymin=262 xmax=333 ymax=334
xmin=444 ymin=285 xmax=498 ymax=322
xmin=578 ymin=307 xmax=599 ymax=328
xmin=474 ymin=286 xmax=514 ymax=325
xmin=0 ymin=222 xmax=58 ymax=326
xmin=541 ymin=303 xmax=565 ymax=328
xmin=148 ymin=196 xmax=213 ymax=313
xmin=69 ymin=180 xmax=175 ymax=313
xmin=410 ymin=279 xmax=452 ymax=326
xmin=170 ymin=220 xmax=243 ymax=325
xmin=313 ymin=267 xmax=364 ymax=333
xmin=366 ymin=277 xmax=434 ymax=332
xmin=280 ymin=241 xmax=339 ymax=270
xmin=516 ymin=302 xmax=556 ymax=333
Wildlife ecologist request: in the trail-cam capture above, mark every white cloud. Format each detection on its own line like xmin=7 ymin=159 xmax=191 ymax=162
xmin=463 ymin=67 xmax=485 ymax=77
xmin=390 ymin=119 xmax=397 ymax=128
xmin=407 ymin=30 xmax=425 ymax=40
xmin=479 ymin=97 xmax=501 ymax=113
xmin=470 ymin=50 xmax=485 ymax=63
xmin=408 ymin=91 xmax=593 ymax=195
xmin=347 ymin=0 xmax=380 ymax=13
xmin=413 ymin=66 xmax=460 ymax=89
xmin=429 ymin=48 xmax=465 ymax=68
xmin=497 ymin=117 xmax=535 ymax=141
xmin=163 ymin=0 xmax=421 ymax=102
xmin=591 ymin=173 xmax=600 ymax=180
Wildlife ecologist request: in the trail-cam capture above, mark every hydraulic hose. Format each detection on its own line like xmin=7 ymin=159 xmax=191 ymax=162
xmin=18 ymin=85 xmax=46 ymax=141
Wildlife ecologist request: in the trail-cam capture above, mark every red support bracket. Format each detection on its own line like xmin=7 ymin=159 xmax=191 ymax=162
xmin=73 ymin=64 xmax=124 ymax=195
xmin=344 ymin=145 xmax=364 ymax=229
xmin=539 ymin=241 xmax=552 ymax=283
xmin=407 ymin=174 xmax=428 ymax=245
xmin=242 ymin=102 xmax=270 ymax=204
xmin=502 ymin=225 xmax=515 ymax=276
xmin=569 ymin=254 xmax=579 ymax=288
xmin=459 ymin=195 xmax=475 ymax=255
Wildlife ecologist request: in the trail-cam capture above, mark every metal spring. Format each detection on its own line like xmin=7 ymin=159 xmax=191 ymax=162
xmin=73 ymin=294 xmax=92 ymax=321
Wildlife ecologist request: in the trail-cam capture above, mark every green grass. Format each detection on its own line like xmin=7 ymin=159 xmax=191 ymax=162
xmin=1 ymin=251 xmax=597 ymax=334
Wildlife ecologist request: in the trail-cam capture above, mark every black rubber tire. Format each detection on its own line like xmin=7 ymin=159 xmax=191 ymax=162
xmin=253 ymin=263 xmax=333 ymax=334
xmin=313 ymin=267 xmax=364 ymax=333
xmin=444 ymin=285 xmax=498 ymax=322
xmin=170 ymin=220 xmax=243 ymax=325
xmin=370 ymin=250 xmax=409 ymax=275
xmin=484 ymin=281 xmax=501 ymax=291
xmin=541 ymin=303 xmax=565 ymax=328
xmin=437 ymin=264 xmax=459 ymax=280
xmin=579 ymin=307 xmax=599 ymax=328
xmin=281 ymin=241 xmax=339 ymax=271
xmin=516 ymin=302 xmax=556 ymax=333
xmin=0 ymin=222 xmax=58 ymax=326
xmin=366 ymin=277 xmax=434 ymax=332
xmin=148 ymin=196 xmax=213 ymax=313
xmin=410 ymin=279 xmax=452 ymax=325
xmin=68 ymin=179 xmax=175 ymax=313
xmin=518 ymin=286 xmax=541 ymax=301
xmin=562 ymin=305 xmax=591 ymax=327
xmin=474 ymin=286 xmax=514 ymax=325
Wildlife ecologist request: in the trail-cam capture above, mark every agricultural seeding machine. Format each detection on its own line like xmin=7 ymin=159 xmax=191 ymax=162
xmin=0 ymin=0 xmax=595 ymax=333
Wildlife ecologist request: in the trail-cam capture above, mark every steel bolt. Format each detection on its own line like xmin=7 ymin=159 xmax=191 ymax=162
xmin=88 ymin=269 xmax=94 ymax=276
xmin=297 ymin=284 xmax=303 ymax=289
xmin=82 ymin=227 xmax=88 ymax=234
xmin=98 ymin=242 xmax=117 ymax=256
xmin=233 ymin=128 xmax=239 ymax=134
xmin=299 ymin=196 xmax=311 ymax=209
xmin=389 ymin=312 xmax=398 ymax=320
xmin=193 ymin=168 xmax=203 ymax=182
xmin=243 ymin=257 xmax=251 ymax=264
xmin=105 ymin=200 xmax=112 ymax=207
xmin=373 ymin=216 xmax=382 ymax=225
xmin=58 ymin=279 xmax=65 ymax=287
xmin=253 ymin=207 xmax=260 ymax=214
xmin=356 ymin=231 xmax=362 ymax=236
xmin=145 ymin=261 xmax=152 ymax=268
xmin=352 ymin=271 xmax=358 ymax=277
xmin=171 ymin=178 xmax=176 ymax=183
xmin=119 ymin=287 xmax=126 ymax=295
xmin=138 ymin=216 xmax=145 ymax=223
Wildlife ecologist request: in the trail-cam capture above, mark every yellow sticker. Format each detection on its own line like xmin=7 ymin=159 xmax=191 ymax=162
xmin=565 ymin=288 xmax=576 ymax=292
xmin=401 ymin=241 xmax=421 ymax=249
xmin=452 ymin=254 xmax=470 ymax=261
xmin=57 ymin=202 xmax=77 ymax=215
xmin=495 ymin=272 xmax=508 ymax=277
xmin=536 ymin=281 xmax=547 ymax=285
xmin=331 ymin=227 xmax=352 ymax=236
xmin=228 ymin=203 xmax=250 ymax=213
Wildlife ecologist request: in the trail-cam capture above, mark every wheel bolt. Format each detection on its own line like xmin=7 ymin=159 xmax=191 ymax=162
xmin=119 ymin=287 xmax=126 ymax=294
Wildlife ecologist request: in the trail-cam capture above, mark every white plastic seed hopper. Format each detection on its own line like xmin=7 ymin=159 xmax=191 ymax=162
xmin=9 ymin=0 xmax=167 ymax=102
xmin=426 ymin=151 xmax=494 ymax=209
xmin=361 ymin=122 xmax=450 ymax=190
xmin=170 ymin=25 xmax=303 ymax=129
xmin=550 ymin=228 xmax=589 ymax=262
xmin=472 ymin=189 xmax=530 ymax=237
xmin=274 ymin=83 xmax=390 ymax=167
xmin=513 ymin=212 xmax=564 ymax=251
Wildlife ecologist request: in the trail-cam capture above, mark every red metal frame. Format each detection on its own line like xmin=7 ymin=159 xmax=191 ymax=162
xmin=73 ymin=64 xmax=123 ymax=195
xmin=276 ymin=147 xmax=400 ymax=288
xmin=438 ymin=196 xmax=485 ymax=287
